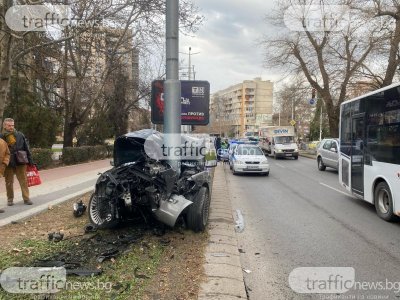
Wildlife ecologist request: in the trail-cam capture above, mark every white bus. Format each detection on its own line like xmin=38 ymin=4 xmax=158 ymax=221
xmin=339 ymin=83 xmax=400 ymax=221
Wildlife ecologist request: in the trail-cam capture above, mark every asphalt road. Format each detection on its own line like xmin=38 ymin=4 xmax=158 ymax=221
xmin=226 ymin=156 xmax=400 ymax=300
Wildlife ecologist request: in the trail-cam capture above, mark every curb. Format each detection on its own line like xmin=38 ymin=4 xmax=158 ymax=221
xmin=198 ymin=164 xmax=247 ymax=299
xmin=0 ymin=187 xmax=93 ymax=227
xmin=299 ymin=151 xmax=316 ymax=159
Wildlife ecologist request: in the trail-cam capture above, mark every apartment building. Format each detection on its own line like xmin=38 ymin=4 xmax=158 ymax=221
xmin=210 ymin=78 xmax=274 ymax=137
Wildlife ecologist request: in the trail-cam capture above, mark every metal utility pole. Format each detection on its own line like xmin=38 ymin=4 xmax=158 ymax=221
xmin=164 ymin=0 xmax=181 ymax=173
xmin=291 ymin=98 xmax=294 ymax=121
xmin=180 ymin=46 xmax=199 ymax=134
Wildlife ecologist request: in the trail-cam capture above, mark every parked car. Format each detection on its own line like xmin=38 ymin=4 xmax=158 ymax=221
xmin=316 ymin=138 xmax=339 ymax=171
xmin=230 ymin=144 xmax=270 ymax=176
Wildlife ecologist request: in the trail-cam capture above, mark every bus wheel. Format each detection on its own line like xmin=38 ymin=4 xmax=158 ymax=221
xmin=374 ymin=182 xmax=398 ymax=222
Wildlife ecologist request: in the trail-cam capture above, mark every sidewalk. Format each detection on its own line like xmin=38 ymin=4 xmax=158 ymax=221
xmin=198 ymin=164 xmax=247 ymax=299
xmin=0 ymin=159 xmax=111 ymax=227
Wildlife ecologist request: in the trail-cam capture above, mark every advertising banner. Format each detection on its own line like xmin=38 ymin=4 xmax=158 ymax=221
xmin=151 ymin=80 xmax=210 ymax=125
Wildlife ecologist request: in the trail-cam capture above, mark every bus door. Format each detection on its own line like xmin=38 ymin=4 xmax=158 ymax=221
xmin=351 ymin=115 xmax=365 ymax=196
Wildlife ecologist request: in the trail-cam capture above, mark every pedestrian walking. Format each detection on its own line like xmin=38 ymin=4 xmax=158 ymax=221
xmin=1 ymin=118 xmax=34 ymax=206
xmin=0 ymin=138 xmax=10 ymax=213
xmin=214 ymin=136 xmax=222 ymax=161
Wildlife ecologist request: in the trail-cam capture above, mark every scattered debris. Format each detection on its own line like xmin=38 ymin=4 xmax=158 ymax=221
xmin=211 ymin=253 xmax=230 ymax=257
xmin=153 ymin=227 xmax=166 ymax=237
xmin=84 ymin=223 xmax=97 ymax=234
xmin=48 ymin=232 xmax=64 ymax=242
xmin=73 ymin=200 xmax=87 ymax=217
xmin=238 ymin=248 xmax=245 ymax=253
xmin=255 ymin=252 xmax=260 ymax=255
xmin=97 ymin=248 xmax=119 ymax=263
xmin=242 ymin=268 xmax=252 ymax=274
xmin=234 ymin=209 xmax=245 ymax=233
xmin=159 ymin=238 xmax=171 ymax=246
xmin=10 ymin=221 xmax=19 ymax=224
xmin=134 ymin=266 xmax=150 ymax=279
xmin=66 ymin=268 xmax=103 ymax=277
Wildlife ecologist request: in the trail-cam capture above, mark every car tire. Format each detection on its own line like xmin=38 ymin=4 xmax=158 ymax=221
xmin=294 ymin=156 xmax=298 ymax=160
xmin=88 ymin=193 xmax=119 ymax=229
xmin=317 ymin=157 xmax=326 ymax=171
xmin=374 ymin=182 xmax=399 ymax=222
xmin=274 ymin=152 xmax=277 ymax=159
xmin=262 ymin=172 xmax=269 ymax=176
xmin=186 ymin=186 xmax=210 ymax=232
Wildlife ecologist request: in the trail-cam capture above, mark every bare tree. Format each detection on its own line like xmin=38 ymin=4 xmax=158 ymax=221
xmin=0 ymin=0 xmax=203 ymax=143
xmin=262 ymin=0 xmax=382 ymax=136
xmin=353 ymin=0 xmax=400 ymax=86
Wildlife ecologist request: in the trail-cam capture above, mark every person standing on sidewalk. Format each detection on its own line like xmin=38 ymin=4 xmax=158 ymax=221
xmin=0 ymin=138 xmax=10 ymax=213
xmin=1 ymin=118 xmax=34 ymax=206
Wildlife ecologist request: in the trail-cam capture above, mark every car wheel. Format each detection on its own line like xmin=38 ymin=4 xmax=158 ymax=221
xmin=274 ymin=152 xmax=277 ymax=159
xmin=294 ymin=156 xmax=298 ymax=160
xmin=186 ymin=186 xmax=210 ymax=232
xmin=374 ymin=182 xmax=399 ymax=222
xmin=317 ymin=157 xmax=326 ymax=171
xmin=88 ymin=193 xmax=119 ymax=229
xmin=263 ymin=172 xmax=269 ymax=176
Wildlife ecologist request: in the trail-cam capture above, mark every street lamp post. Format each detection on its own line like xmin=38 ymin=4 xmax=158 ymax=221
xmin=179 ymin=46 xmax=199 ymax=134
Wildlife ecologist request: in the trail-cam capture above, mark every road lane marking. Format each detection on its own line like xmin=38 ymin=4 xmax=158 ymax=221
xmin=319 ymin=182 xmax=349 ymax=196
xmin=275 ymin=163 xmax=286 ymax=168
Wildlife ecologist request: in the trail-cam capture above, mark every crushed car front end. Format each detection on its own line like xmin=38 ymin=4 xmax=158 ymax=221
xmin=89 ymin=129 xmax=212 ymax=232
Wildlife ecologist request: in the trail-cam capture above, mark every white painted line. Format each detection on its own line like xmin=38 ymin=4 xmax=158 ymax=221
xmin=275 ymin=163 xmax=286 ymax=168
xmin=319 ymin=182 xmax=349 ymax=196
xmin=0 ymin=187 xmax=94 ymax=227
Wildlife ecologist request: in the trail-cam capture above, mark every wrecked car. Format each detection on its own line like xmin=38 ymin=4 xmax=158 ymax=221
xmin=88 ymin=129 xmax=214 ymax=232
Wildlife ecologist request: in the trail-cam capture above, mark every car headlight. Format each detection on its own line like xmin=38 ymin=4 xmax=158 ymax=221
xmin=294 ymin=148 xmax=298 ymax=152
xmin=276 ymin=149 xmax=283 ymax=153
xmin=235 ymin=160 xmax=244 ymax=165
xmin=260 ymin=160 xmax=269 ymax=165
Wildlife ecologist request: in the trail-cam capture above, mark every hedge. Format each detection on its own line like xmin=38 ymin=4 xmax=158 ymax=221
xmin=31 ymin=148 xmax=53 ymax=170
xmin=62 ymin=145 xmax=112 ymax=165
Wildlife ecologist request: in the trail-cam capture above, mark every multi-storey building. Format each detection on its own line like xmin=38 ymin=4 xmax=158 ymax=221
xmin=210 ymin=78 xmax=274 ymax=137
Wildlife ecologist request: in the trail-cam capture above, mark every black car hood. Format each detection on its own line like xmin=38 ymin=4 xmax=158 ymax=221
xmin=113 ymin=129 xmax=205 ymax=167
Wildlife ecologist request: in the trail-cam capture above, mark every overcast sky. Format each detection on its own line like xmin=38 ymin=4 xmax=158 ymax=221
xmin=180 ymin=0 xmax=278 ymax=93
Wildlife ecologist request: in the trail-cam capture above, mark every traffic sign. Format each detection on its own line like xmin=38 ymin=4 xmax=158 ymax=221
xmin=290 ymin=120 xmax=296 ymax=126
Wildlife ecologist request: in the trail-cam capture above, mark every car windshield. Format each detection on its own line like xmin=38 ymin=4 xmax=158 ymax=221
xmin=274 ymin=136 xmax=295 ymax=144
xmin=236 ymin=146 xmax=264 ymax=156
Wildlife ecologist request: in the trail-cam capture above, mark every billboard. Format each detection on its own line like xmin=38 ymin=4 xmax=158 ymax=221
xmin=151 ymin=80 xmax=210 ymax=125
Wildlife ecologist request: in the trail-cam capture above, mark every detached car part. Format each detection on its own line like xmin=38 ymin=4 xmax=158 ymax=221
xmin=89 ymin=129 xmax=212 ymax=232
xmin=73 ymin=200 xmax=87 ymax=217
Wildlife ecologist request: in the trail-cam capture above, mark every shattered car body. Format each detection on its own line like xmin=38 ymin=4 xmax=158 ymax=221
xmin=89 ymin=129 xmax=212 ymax=232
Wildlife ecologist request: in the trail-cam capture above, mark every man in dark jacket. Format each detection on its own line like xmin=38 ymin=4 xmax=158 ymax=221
xmin=214 ymin=136 xmax=222 ymax=161
xmin=1 ymin=118 xmax=33 ymax=206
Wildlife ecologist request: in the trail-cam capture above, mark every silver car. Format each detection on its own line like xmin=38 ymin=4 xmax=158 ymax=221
xmin=230 ymin=144 xmax=270 ymax=176
xmin=316 ymin=138 xmax=339 ymax=171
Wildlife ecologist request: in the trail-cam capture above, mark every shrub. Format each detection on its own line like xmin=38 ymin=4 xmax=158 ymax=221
xmin=31 ymin=148 xmax=53 ymax=169
xmin=62 ymin=145 xmax=112 ymax=165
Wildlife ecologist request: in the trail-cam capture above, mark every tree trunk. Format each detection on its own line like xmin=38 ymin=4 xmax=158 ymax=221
xmin=0 ymin=0 xmax=12 ymax=125
xmin=63 ymin=119 xmax=77 ymax=147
